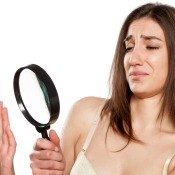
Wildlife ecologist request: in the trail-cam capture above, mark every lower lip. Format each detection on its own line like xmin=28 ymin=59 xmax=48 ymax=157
xmin=130 ymin=74 xmax=148 ymax=80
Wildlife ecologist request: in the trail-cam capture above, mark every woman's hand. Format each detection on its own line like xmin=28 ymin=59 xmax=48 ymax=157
xmin=0 ymin=102 xmax=16 ymax=175
xmin=30 ymin=129 xmax=65 ymax=175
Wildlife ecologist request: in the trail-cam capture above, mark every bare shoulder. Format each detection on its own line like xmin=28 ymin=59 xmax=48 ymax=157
xmin=60 ymin=96 xmax=106 ymax=174
xmin=61 ymin=96 xmax=105 ymax=141
xmin=69 ymin=96 xmax=105 ymax=123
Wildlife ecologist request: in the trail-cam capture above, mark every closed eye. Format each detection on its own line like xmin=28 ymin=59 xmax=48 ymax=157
xmin=125 ymin=47 xmax=134 ymax=52
xmin=146 ymin=46 xmax=159 ymax=50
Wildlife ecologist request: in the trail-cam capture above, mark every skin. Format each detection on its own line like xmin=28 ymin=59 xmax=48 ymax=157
xmin=30 ymin=18 xmax=175 ymax=175
xmin=124 ymin=17 xmax=168 ymax=99
xmin=0 ymin=102 xmax=16 ymax=175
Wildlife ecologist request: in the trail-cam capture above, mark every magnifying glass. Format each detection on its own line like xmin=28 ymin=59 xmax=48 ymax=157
xmin=13 ymin=64 xmax=60 ymax=140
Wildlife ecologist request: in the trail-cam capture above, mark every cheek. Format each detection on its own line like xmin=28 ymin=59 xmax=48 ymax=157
xmin=150 ymin=55 xmax=168 ymax=80
xmin=158 ymin=63 xmax=168 ymax=80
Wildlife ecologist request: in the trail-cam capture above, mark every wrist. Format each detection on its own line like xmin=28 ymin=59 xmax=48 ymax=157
xmin=1 ymin=164 xmax=15 ymax=175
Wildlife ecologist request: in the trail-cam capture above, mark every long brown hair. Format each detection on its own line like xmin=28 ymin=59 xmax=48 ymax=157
xmin=102 ymin=3 xmax=175 ymax=141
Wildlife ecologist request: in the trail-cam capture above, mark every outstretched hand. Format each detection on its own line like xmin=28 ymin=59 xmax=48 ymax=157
xmin=0 ymin=102 xmax=16 ymax=175
xmin=30 ymin=129 xmax=65 ymax=175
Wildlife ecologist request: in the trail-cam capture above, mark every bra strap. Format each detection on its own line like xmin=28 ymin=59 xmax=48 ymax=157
xmin=82 ymin=101 xmax=105 ymax=152
xmin=162 ymin=150 xmax=175 ymax=175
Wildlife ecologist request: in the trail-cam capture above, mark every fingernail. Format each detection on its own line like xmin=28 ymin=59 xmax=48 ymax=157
xmin=54 ymin=146 xmax=59 ymax=151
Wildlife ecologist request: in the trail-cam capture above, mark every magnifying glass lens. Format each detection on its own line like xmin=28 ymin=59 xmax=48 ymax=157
xmin=13 ymin=64 xmax=60 ymax=140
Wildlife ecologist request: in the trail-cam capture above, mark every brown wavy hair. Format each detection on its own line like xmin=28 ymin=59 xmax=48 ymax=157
xmin=102 ymin=3 xmax=175 ymax=142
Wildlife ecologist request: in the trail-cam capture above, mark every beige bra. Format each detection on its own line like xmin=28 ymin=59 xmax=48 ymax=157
xmin=70 ymin=105 xmax=175 ymax=175
xmin=70 ymin=114 xmax=99 ymax=175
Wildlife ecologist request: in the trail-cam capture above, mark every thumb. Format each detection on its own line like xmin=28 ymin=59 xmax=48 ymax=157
xmin=49 ymin=129 xmax=60 ymax=147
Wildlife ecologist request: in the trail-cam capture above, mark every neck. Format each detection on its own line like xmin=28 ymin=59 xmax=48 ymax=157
xmin=130 ymin=94 xmax=173 ymax=132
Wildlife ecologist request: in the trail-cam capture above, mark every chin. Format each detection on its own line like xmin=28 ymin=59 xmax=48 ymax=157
xmin=131 ymin=90 xmax=150 ymax=99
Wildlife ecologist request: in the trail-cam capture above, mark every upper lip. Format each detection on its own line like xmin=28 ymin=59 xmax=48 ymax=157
xmin=129 ymin=71 xmax=149 ymax=76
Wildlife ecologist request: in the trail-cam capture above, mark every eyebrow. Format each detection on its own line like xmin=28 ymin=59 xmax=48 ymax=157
xmin=123 ymin=34 xmax=163 ymax=42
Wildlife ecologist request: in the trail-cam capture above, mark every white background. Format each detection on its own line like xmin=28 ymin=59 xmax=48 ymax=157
xmin=0 ymin=0 xmax=174 ymax=174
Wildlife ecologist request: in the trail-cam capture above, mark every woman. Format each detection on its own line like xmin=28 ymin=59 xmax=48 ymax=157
xmin=30 ymin=3 xmax=175 ymax=175
xmin=0 ymin=102 xmax=16 ymax=175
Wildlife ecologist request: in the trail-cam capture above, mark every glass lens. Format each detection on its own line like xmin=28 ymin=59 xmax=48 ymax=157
xmin=19 ymin=69 xmax=50 ymax=124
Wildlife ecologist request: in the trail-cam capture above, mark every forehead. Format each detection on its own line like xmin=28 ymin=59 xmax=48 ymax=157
xmin=126 ymin=17 xmax=165 ymax=41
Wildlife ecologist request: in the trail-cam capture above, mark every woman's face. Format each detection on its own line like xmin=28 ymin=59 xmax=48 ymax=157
xmin=124 ymin=17 xmax=168 ymax=98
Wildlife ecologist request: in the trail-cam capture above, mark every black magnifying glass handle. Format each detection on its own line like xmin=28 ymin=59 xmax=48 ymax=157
xmin=41 ymin=131 xmax=50 ymax=140
xmin=36 ymin=126 xmax=50 ymax=140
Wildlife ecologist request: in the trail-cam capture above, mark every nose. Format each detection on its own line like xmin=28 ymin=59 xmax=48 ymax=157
xmin=128 ymin=46 xmax=144 ymax=66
